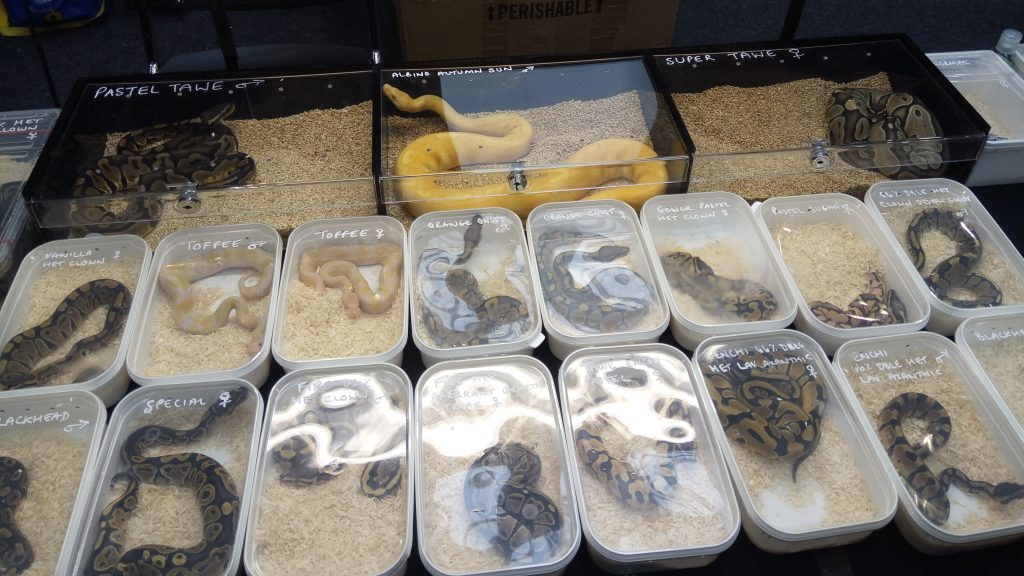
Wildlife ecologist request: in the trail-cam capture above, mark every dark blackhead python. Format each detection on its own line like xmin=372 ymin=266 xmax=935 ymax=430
xmin=84 ymin=387 xmax=248 ymax=576
xmin=808 ymin=269 xmax=907 ymax=328
xmin=0 ymin=279 xmax=131 ymax=391
xmin=68 ymin=104 xmax=256 ymax=237
xmin=702 ymin=350 xmax=827 ymax=481
xmin=418 ymin=217 xmax=530 ymax=347
xmin=464 ymin=442 xmax=562 ymax=563
xmin=0 ymin=457 xmax=31 ymax=576
xmin=906 ymin=208 xmax=1001 ymax=308
xmin=827 ymin=88 xmax=945 ymax=179
xmin=536 ymin=230 xmax=653 ymax=333
xmin=661 ymin=251 xmax=776 ymax=322
xmin=878 ymin=392 xmax=1024 ymax=525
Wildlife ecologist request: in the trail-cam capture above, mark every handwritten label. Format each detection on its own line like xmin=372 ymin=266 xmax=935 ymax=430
xmin=320 ymin=387 xmax=367 ymax=409
xmin=91 ymin=79 xmax=267 ymax=99
xmin=427 ymin=214 xmax=512 ymax=232
xmin=664 ymin=48 xmax=805 ymax=67
xmin=39 ymin=249 xmax=115 ymax=269
xmin=770 ymin=201 xmax=853 ymax=216
xmin=655 ymin=200 xmax=732 ymax=222
xmin=144 ymin=397 xmax=208 ymax=414
xmin=315 ymin=228 xmax=384 ymax=240
xmin=973 ymin=328 xmax=1024 ymax=342
xmin=0 ymin=410 xmax=71 ymax=428
xmin=184 ymin=239 xmax=267 ymax=251
xmin=0 ymin=115 xmax=49 ymax=147
xmin=541 ymin=206 xmax=625 ymax=222
xmin=846 ymin=348 xmax=948 ymax=384
xmin=703 ymin=340 xmax=812 ymax=376
xmin=432 ymin=374 xmax=543 ymax=410
xmin=393 ymin=65 xmax=534 ymax=80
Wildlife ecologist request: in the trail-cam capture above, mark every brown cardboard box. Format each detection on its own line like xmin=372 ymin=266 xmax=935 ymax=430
xmin=397 ymin=0 xmax=678 ymax=62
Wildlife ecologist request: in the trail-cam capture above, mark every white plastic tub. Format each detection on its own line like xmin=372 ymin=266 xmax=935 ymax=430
xmin=640 ymin=192 xmax=797 ymax=351
xmin=272 ymin=216 xmax=408 ymax=371
xmin=244 ymin=365 xmax=413 ymax=576
xmin=558 ymin=344 xmax=740 ymax=572
xmin=526 ymin=199 xmax=669 ymax=360
xmin=415 ymin=355 xmax=580 ymax=576
xmin=127 ymin=223 xmax=282 ymax=387
xmin=0 ymin=235 xmax=151 ymax=405
xmin=864 ymin=178 xmax=1024 ymax=335
xmin=692 ymin=330 xmax=897 ymax=554
xmin=68 ymin=380 xmax=263 ymax=575
xmin=0 ymin=389 xmax=106 ymax=576
xmin=410 ymin=208 xmax=542 ymax=367
xmin=833 ymin=332 xmax=1024 ymax=554
xmin=956 ymin=312 xmax=1024 ymax=439
xmin=754 ymin=193 xmax=930 ymax=355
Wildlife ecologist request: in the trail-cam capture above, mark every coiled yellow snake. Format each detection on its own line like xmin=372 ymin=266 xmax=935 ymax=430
xmin=383 ymin=84 xmax=669 ymax=218
xmin=297 ymin=243 xmax=404 ymax=318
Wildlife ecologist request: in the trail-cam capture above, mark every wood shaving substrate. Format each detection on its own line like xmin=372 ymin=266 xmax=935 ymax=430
xmin=384 ymin=91 xmax=655 ymax=224
xmin=674 ymin=74 xmax=894 ymax=200
xmin=141 ymin=282 xmax=269 ymax=378
xmin=11 ymin=260 xmax=142 ymax=387
xmin=103 ymin=103 xmax=377 ymax=249
xmin=770 ymin=223 xmax=893 ymax=317
xmin=87 ymin=401 xmax=255 ymax=560
xmin=844 ymin=357 xmax=1024 ymax=532
xmin=967 ymin=336 xmax=1024 ymax=427
xmin=3 ymin=429 xmax=90 ymax=575
xmin=876 ymin=201 xmax=1024 ymax=305
xmin=421 ymin=419 xmax=571 ymax=573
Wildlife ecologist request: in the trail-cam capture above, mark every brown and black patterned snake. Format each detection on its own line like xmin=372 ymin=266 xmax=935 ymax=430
xmin=906 ymin=208 xmax=1002 ymax=308
xmin=464 ymin=442 xmax=562 ymax=563
xmin=827 ymin=88 xmax=945 ymax=179
xmin=0 ymin=279 xmax=131 ymax=391
xmin=0 ymin=457 xmax=31 ymax=576
xmin=701 ymin=350 xmax=827 ymax=481
xmin=84 ymin=387 xmax=247 ymax=576
xmin=878 ymin=392 xmax=1024 ymax=525
xmin=661 ymin=251 xmax=777 ymax=322
xmin=808 ymin=269 xmax=907 ymax=329
xmin=68 ymin=103 xmax=256 ymax=237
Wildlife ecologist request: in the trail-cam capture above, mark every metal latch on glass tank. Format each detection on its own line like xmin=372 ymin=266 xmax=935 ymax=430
xmin=810 ymin=139 xmax=832 ymax=171
xmin=175 ymin=182 xmax=201 ymax=213
xmin=507 ymin=160 xmax=528 ymax=191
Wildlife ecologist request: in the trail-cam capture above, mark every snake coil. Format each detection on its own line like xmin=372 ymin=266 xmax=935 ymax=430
xmin=905 ymin=208 xmax=1001 ymax=308
xmin=0 ymin=457 xmax=31 ymax=576
xmin=661 ymin=251 xmax=777 ymax=322
xmin=808 ymin=269 xmax=907 ymax=328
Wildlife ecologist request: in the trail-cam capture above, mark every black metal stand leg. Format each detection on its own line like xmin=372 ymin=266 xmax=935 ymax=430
xmin=21 ymin=0 xmax=60 ymax=106
xmin=136 ymin=0 xmax=160 ymax=72
xmin=781 ymin=0 xmax=806 ymax=41
xmin=210 ymin=0 xmax=239 ymax=70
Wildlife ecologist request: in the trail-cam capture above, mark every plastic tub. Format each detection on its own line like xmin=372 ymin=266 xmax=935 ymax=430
xmin=956 ymin=312 xmax=1024 ymax=439
xmin=0 ymin=235 xmax=151 ymax=405
xmin=410 ymin=208 xmax=543 ymax=366
xmin=0 ymin=389 xmax=106 ymax=576
xmin=558 ymin=344 xmax=740 ymax=572
xmin=833 ymin=332 xmax=1024 ymax=554
xmin=526 ymin=199 xmax=669 ymax=360
xmin=692 ymin=330 xmax=897 ymax=553
xmin=272 ymin=217 xmax=408 ymax=371
xmin=639 ymin=192 xmax=797 ymax=351
xmin=864 ymin=178 xmax=1024 ymax=335
xmin=754 ymin=193 xmax=930 ymax=355
xmin=126 ymin=223 xmax=282 ymax=387
xmin=68 ymin=380 xmax=263 ymax=575
xmin=244 ymin=366 xmax=413 ymax=576
xmin=415 ymin=355 xmax=581 ymax=576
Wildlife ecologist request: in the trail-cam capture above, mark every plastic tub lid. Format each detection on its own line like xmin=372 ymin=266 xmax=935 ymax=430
xmin=927 ymin=51 xmax=1024 ymax=144
xmin=955 ymin=312 xmax=1024 ymax=438
xmin=415 ymin=355 xmax=581 ymax=576
xmin=558 ymin=343 xmax=740 ymax=566
xmin=245 ymin=365 xmax=413 ymax=576
xmin=271 ymin=216 xmax=409 ymax=371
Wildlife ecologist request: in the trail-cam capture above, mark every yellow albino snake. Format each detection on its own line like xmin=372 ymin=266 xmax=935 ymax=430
xmin=297 ymin=243 xmax=404 ymax=318
xmin=383 ymin=84 xmax=669 ymax=218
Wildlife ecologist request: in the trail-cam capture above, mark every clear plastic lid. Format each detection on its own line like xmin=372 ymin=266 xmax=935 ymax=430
xmin=245 ymin=366 xmax=413 ymax=576
xmin=692 ymin=330 xmax=896 ymax=546
xmin=0 ymin=235 xmax=151 ymax=405
xmin=415 ymin=355 xmax=580 ymax=576
xmin=833 ymin=332 xmax=1024 ymax=544
xmin=956 ymin=312 xmax=1024 ymax=438
xmin=273 ymin=216 xmax=409 ymax=371
xmin=928 ymin=51 xmax=1024 ymax=144
xmin=69 ymin=380 xmax=263 ymax=576
xmin=410 ymin=208 xmax=541 ymax=361
xmin=640 ymin=192 xmax=797 ymax=347
xmin=526 ymin=199 xmax=668 ymax=355
xmin=558 ymin=344 xmax=740 ymax=566
xmin=0 ymin=389 xmax=106 ymax=576
xmin=864 ymin=179 xmax=1024 ymax=332
xmin=127 ymin=223 xmax=282 ymax=385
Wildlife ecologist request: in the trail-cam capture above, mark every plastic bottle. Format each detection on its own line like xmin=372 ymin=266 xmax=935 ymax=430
xmin=995 ymin=29 xmax=1024 ymax=77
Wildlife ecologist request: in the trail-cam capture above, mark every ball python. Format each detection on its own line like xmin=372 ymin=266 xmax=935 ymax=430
xmin=808 ymin=269 xmax=907 ymax=328
xmin=418 ymin=217 xmax=530 ymax=347
xmin=878 ymin=392 xmax=1024 ymax=525
xmin=826 ymin=88 xmax=945 ymax=179
xmin=906 ymin=208 xmax=1002 ymax=308
xmin=701 ymin=350 xmax=827 ymax=481
xmin=84 ymin=386 xmax=248 ymax=576
xmin=0 ymin=279 xmax=131 ymax=391
xmin=661 ymin=251 xmax=776 ymax=322
xmin=536 ymin=230 xmax=653 ymax=333
xmin=158 ymin=247 xmax=274 ymax=355
xmin=0 ymin=457 xmax=31 ymax=576
xmin=464 ymin=442 xmax=562 ymax=563
xmin=68 ymin=103 xmax=256 ymax=237
xmin=298 ymin=242 xmax=404 ymax=318
xmin=382 ymin=84 xmax=668 ymax=218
